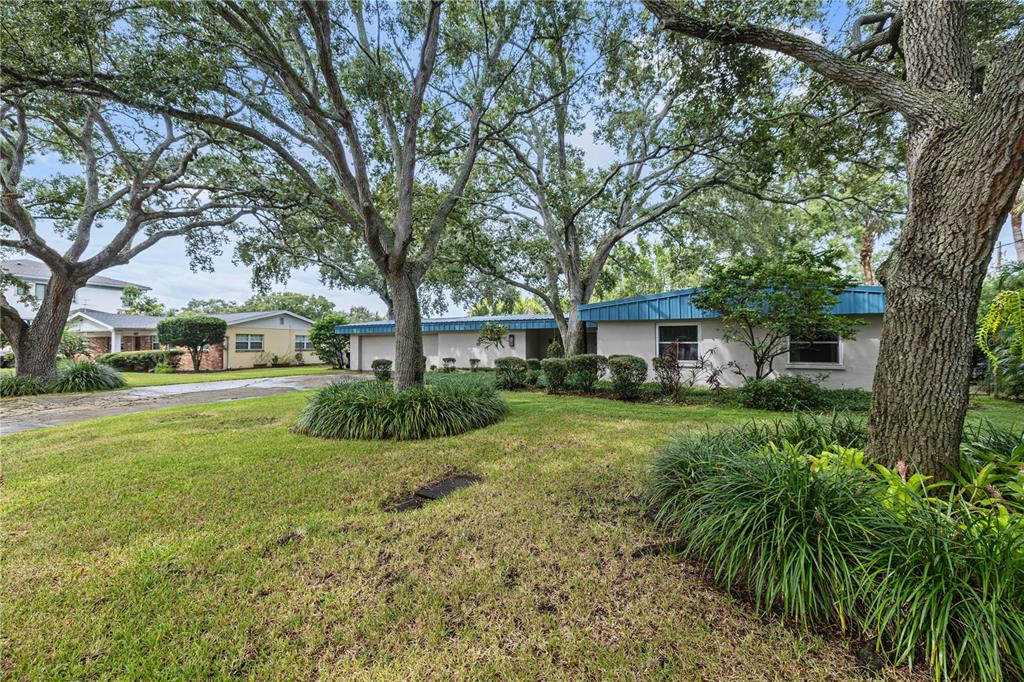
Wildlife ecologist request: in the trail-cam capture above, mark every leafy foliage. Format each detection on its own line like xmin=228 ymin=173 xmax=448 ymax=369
xmin=294 ymin=379 xmax=507 ymax=441
xmin=370 ymin=359 xmax=392 ymax=382
xmin=546 ymin=338 xmax=564 ymax=358
xmin=540 ymin=357 xmax=567 ymax=392
xmin=119 ymin=286 xmax=167 ymax=316
xmin=565 ymin=354 xmax=602 ymax=391
xmin=692 ymin=247 xmax=860 ymax=380
xmin=156 ymin=315 xmax=227 ymax=372
xmin=309 ymin=314 xmax=351 ymax=368
xmin=185 ymin=292 xmax=337 ymax=321
xmin=493 ymin=357 xmax=528 ymax=389
xmin=58 ymin=329 xmax=86 ymax=359
xmin=95 ymin=350 xmax=184 ymax=372
xmin=737 ymin=376 xmax=824 ymax=411
xmin=47 ymin=360 xmax=126 ymax=393
xmin=0 ymin=375 xmax=49 ymax=397
xmin=608 ymin=355 xmax=648 ymax=400
xmin=476 ymin=323 xmax=509 ymax=349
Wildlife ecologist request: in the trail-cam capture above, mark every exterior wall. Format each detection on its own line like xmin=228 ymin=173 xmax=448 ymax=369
xmin=86 ymin=336 xmax=111 ymax=356
xmin=595 ymin=315 xmax=883 ymax=389
xmin=4 ymin=281 xmax=127 ymax=320
xmin=175 ymin=343 xmax=224 ymax=371
xmin=437 ymin=331 xmax=526 ymax=368
xmin=223 ymin=320 xmax=313 ymax=369
xmin=354 ymin=334 xmax=395 ymax=371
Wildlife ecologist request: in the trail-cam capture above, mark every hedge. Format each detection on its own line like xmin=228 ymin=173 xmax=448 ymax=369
xmin=95 ymin=349 xmax=184 ymax=372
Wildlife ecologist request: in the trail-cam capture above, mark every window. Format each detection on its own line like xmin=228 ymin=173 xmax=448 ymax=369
xmin=295 ymin=335 xmax=313 ymax=351
xmin=235 ymin=334 xmax=264 ymax=351
xmin=657 ymin=325 xmax=698 ymax=362
xmin=788 ymin=333 xmax=841 ymax=365
xmin=34 ymin=283 xmax=46 ymax=300
xmin=151 ymin=338 xmax=161 ymax=350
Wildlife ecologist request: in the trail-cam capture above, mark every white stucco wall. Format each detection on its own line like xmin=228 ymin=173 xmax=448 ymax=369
xmin=5 ymin=282 xmax=126 ymax=320
xmin=436 ymin=331 xmax=526 ymax=368
xmin=594 ymin=315 xmax=883 ymax=389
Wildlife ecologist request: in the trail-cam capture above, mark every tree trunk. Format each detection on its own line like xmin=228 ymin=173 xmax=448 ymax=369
xmin=10 ymin=275 xmax=78 ymax=381
xmin=868 ymin=130 xmax=1020 ymax=478
xmin=389 ymin=270 xmax=424 ymax=392
xmin=859 ymin=221 xmax=877 ymax=284
xmin=562 ymin=304 xmax=588 ymax=356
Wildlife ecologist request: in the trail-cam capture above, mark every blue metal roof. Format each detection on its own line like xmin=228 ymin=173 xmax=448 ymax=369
xmin=336 ymin=313 xmax=596 ymax=335
xmin=578 ymin=285 xmax=886 ymax=322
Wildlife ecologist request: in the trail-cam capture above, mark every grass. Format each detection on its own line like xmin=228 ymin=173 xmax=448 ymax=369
xmin=3 ymin=392 xmax=1022 ymax=679
xmin=0 ymin=364 xmax=350 ymax=394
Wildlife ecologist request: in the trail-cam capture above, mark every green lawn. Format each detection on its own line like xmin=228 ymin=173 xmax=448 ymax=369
xmin=121 ymin=364 xmax=353 ymax=387
xmin=3 ymin=392 xmax=1021 ymax=679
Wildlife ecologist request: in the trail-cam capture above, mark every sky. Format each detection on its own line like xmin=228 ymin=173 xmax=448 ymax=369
xmin=9 ymin=3 xmax=1022 ymax=320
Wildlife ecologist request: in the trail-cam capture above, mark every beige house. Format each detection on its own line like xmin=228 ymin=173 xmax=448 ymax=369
xmin=67 ymin=309 xmax=316 ymax=370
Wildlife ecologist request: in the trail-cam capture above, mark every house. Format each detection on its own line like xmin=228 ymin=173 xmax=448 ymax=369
xmin=1 ymin=258 xmax=149 ymax=320
xmin=67 ymin=309 xmax=317 ymax=370
xmin=337 ymin=285 xmax=886 ymax=389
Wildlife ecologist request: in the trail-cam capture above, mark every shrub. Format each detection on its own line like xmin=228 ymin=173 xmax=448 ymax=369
xmin=608 ymin=355 xmax=647 ymax=400
xmin=493 ymin=356 xmax=528 ymax=389
xmin=96 ymin=349 xmax=183 ymax=372
xmin=738 ymin=375 xmax=824 ymax=411
xmin=546 ymin=338 xmax=564 ymax=358
xmin=652 ymin=353 xmax=682 ymax=395
xmin=153 ymin=361 xmax=176 ymax=374
xmin=0 ymin=375 xmax=49 ymax=397
xmin=469 ymin=358 xmax=481 ymax=371
xmin=525 ymin=369 xmax=542 ymax=386
xmin=864 ymin=499 xmax=1024 ymax=682
xmin=541 ymin=357 xmax=567 ymax=392
xmin=526 ymin=357 xmax=541 ymax=371
xmin=565 ymin=354 xmax=601 ymax=391
xmin=48 ymin=360 xmax=126 ymax=393
xmin=442 ymin=357 xmax=456 ymax=373
xmin=295 ymin=379 xmax=507 ymax=440
xmin=157 ymin=314 xmax=226 ymax=372
xmin=295 ymin=352 xmax=304 ymax=364
xmin=595 ymin=354 xmax=608 ymax=379
xmin=821 ymin=388 xmax=872 ymax=411
xmin=309 ymin=313 xmax=350 ymax=368
xmin=59 ymin=329 xmax=87 ymax=359
xmin=371 ymin=359 xmax=392 ymax=381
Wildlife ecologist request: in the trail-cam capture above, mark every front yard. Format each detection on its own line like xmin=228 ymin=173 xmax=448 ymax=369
xmin=3 ymin=391 xmax=1021 ymax=679
xmin=120 ymin=364 xmax=352 ymax=387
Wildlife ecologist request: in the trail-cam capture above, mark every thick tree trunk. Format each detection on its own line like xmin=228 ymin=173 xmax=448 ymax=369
xmin=9 ymin=275 xmax=78 ymax=381
xmin=868 ymin=131 xmax=1020 ymax=478
xmin=389 ymin=270 xmax=424 ymax=392
xmin=562 ymin=304 xmax=588 ymax=356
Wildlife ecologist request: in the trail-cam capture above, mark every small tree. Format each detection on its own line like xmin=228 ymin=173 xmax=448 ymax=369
xmin=157 ymin=315 xmax=226 ymax=372
xmin=693 ymin=248 xmax=860 ymax=380
xmin=309 ymin=314 xmax=350 ymax=369
xmin=477 ymin=323 xmax=509 ymax=349
xmin=58 ymin=329 xmax=87 ymax=359
xmin=120 ymin=286 xmax=166 ymax=316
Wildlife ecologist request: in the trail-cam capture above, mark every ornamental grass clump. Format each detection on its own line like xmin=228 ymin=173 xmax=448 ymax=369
xmin=48 ymin=360 xmax=126 ymax=393
xmin=295 ymin=379 xmax=507 ymax=440
xmin=647 ymin=416 xmax=1024 ymax=682
xmin=0 ymin=374 xmax=49 ymax=397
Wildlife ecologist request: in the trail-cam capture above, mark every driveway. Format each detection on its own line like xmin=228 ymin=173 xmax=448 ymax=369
xmin=1 ymin=373 xmax=357 ymax=435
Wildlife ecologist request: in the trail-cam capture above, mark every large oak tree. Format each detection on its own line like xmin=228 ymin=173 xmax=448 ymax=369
xmin=644 ymin=0 xmax=1024 ymax=476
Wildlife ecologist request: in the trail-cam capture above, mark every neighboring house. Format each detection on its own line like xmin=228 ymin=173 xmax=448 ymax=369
xmin=1 ymin=258 xmax=148 ymax=321
xmin=67 ymin=309 xmax=316 ymax=371
xmin=338 ymin=286 xmax=886 ymax=389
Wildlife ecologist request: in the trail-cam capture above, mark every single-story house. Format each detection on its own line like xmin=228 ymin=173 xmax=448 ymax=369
xmin=67 ymin=309 xmax=316 ymax=370
xmin=337 ymin=286 xmax=886 ymax=389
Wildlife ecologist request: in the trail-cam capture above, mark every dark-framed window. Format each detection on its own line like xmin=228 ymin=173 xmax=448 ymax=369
xmin=788 ymin=333 xmax=841 ymax=364
xmin=235 ymin=334 xmax=264 ymax=351
xmin=34 ymin=283 xmax=46 ymax=300
xmin=657 ymin=325 xmax=698 ymax=362
xmin=295 ymin=335 xmax=313 ymax=351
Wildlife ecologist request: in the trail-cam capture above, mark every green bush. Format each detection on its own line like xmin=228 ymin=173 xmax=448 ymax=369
xmin=525 ymin=369 xmax=542 ymax=386
xmin=157 ymin=314 xmax=226 ymax=372
xmin=738 ymin=375 xmax=824 ymax=411
xmin=469 ymin=358 xmax=480 ymax=371
xmin=441 ymin=357 xmax=456 ymax=372
xmin=0 ymin=374 xmax=49 ymax=397
xmin=864 ymin=499 xmax=1024 ymax=682
xmin=546 ymin=338 xmax=563 ymax=358
xmin=370 ymin=359 xmax=392 ymax=381
xmin=525 ymin=357 xmax=541 ymax=371
xmin=541 ymin=357 xmax=567 ymax=392
xmin=648 ymin=417 xmax=1024 ymax=682
xmin=96 ymin=349 xmax=183 ymax=372
xmin=295 ymin=379 xmax=507 ymax=440
xmin=153 ymin=361 xmax=176 ymax=374
xmin=48 ymin=360 xmax=126 ymax=393
xmin=565 ymin=354 xmax=601 ymax=391
xmin=608 ymin=355 xmax=648 ymax=400
xmin=820 ymin=388 xmax=872 ymax=411
xmin=652 ymin=353 xmax=682 ymax=395
xmin=494 ymin=356 xmax=528 ymax=389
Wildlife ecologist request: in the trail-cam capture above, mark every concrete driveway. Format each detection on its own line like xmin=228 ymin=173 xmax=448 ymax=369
xmin=1 ymin=373 xmax=358 ymax=435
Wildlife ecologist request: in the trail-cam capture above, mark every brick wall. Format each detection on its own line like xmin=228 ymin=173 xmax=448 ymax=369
xmin=173 ymin=343 xmax=224 ymax=372
xmin=86 ymin=336 xmax=111 ymax=356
